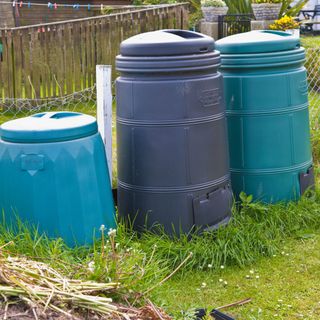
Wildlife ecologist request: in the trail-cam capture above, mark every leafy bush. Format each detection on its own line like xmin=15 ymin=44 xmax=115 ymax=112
xmin=279 ymin=0 xmax=308 ymax=17
xmin=269 ymin=15 xmax=300 ymax=30
xmin=224 ymin=0 xmax=252 ymax=14
xmin=201 ymin=0 xmax=226 ymax=7
xmin=224 ymin=0 xmax=307 ymax=15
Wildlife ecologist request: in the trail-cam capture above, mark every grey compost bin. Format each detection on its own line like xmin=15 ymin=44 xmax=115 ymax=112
xmin=116 ymin=29 xmax=233 ymax=234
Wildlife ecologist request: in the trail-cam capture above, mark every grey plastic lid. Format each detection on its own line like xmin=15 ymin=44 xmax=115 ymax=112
xmin=120 ymin=29 xmax=215 ymax=56
xmin=215 ymin=30 xmax=300 ymax=54
xmin=0 ymin=112 xmax=98 ymax=143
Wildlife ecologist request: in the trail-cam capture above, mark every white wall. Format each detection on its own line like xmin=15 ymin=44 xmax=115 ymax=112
xmin=301 ymin=0 xmax=320 ymax=9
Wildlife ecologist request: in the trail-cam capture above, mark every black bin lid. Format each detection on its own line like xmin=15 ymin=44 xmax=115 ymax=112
xmin=120 ymin=29 xmax=215 ymax=56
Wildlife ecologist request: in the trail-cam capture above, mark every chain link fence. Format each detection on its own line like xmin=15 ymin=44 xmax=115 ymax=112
xmin=306 ymin=47 xmax=320 ymax=163
xmin=0 ymin=86 xmax=98 ymax=122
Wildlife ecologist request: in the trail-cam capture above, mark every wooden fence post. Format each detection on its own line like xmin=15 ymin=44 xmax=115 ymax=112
xmin=96 ymin=65 xmax=113 ymax=185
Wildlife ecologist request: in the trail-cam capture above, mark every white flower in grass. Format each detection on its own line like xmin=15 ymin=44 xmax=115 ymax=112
xmin=220 ymin=265 xmax=225 ymax=269
xmin=201 ymin=282 xmax=207 ymax=288
xmin=99 ymin=224 xmax=105 ymax=232
xmin=250 ymin=270 xmax=254 ymax=274
xmin=256 ymin=275 xmax=260 ymax=279
xmin=108 ymin=228 xmax=117 ymax=237
xmin=223 ymin=281 xmax=228 ymax=285
xmin=88 ymin=261 xmax=95 ymax=273
xmin=208 ymin=264 xmax=213 ymax=269
xmin=219 ymin=278 xmax=223 ymax=282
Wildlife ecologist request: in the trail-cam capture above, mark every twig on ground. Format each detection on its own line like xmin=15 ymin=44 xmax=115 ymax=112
xmin=142 ymin=252 xmax=193 ymax=297
xmin=215 ymin=298 xmax=252 ymax=310
xmin=7 ymin=311 xmax=30 ymax=319
xmin=147 ymin=299 xmax=165 ymax=320
xmin=31 ymin=307 xmax=39 ymax=320
xmin=2 ymin=293 xmax=9 ymax=320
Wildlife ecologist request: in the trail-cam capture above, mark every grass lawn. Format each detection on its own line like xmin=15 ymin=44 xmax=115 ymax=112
xmin=301 ymin=35 xmax=320 ymax=48
xmin=1 ymin=192 xmax=320 ymax=319
xmin=152 ymin=235 xmax=320 ymax=319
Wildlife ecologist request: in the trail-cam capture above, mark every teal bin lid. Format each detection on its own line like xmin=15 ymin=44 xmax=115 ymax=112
xmin=215 ymin=30 xmax=300 ymax=54
xmin=0 ymin=112 xmax=98 ymax=143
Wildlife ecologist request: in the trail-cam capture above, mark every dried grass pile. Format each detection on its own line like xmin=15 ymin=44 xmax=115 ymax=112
xmin=0 ymin=242 xmax=171 ymax=320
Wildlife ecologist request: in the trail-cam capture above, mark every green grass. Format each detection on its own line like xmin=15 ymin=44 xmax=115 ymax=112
xmin=301 ymin=36 xmax=320 ymax=48
xmin=152 ymin=234 xmax=320 ymax=319
xmin=1 ymin=187 xmax=320 ymax=318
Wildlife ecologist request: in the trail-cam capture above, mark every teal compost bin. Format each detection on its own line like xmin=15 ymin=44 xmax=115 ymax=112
xmin=0 ymin=112 xmax=115 ymax=245
xmin=216 ymin=30 xmax=314 ymax=203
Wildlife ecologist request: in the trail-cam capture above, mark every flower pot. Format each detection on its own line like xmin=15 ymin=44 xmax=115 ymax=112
xmin=252 ymin=3 xmax=282 ymax=21
xmin=285 ymin=28 xmax=300 ymax=38
xmin=201 ymin=6 xmax=228 ymax=22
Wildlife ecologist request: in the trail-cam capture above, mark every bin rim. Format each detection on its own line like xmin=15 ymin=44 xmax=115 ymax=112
xmin=215 ymin=30 xmax=300 ymax=55
xmin=0 ymin=112 xmax=98 ymax=143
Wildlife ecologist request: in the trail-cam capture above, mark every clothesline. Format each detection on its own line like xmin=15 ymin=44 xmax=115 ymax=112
xmin=0 ymin=1 xmax=146 ymax=9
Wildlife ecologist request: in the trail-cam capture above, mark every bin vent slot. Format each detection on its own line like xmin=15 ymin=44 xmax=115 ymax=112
xmin=50 ymin=112 xmax=82 ymax=119
xmin=32 ymin=113 xmax=46 ymax=118
xmin=31 ymin=112 xmax=82 ymax=119
xmin=163 ymin=30 xmax=204 ymax=39
xmin=199 ymin=47 xmax=209 ymax=53
xmin=261 ymin=30 xmax=292 ymax=37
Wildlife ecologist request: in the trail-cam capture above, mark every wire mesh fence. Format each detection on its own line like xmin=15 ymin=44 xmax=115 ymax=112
xmin=306 ymin=47 xmax=320 ymax=163
xmin=0 ymin=85 xmax=97 ymax=122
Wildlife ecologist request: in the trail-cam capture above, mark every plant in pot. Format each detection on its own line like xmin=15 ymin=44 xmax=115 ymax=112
xmin=251 ymin=0 xmax=282 ymax=21
xmin=201 ymin=0 xmax=228 ymax=22
xmin=269 ymin=15 xmax=301 ymax=37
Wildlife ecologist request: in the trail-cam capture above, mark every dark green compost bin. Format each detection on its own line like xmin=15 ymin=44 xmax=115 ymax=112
xmin=216 ymin=30 xmax=314 ymax=203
